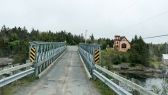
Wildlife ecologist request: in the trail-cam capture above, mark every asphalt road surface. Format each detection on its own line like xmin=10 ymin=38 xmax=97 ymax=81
xmin=15 ymin=46 xmax=100 ymax=95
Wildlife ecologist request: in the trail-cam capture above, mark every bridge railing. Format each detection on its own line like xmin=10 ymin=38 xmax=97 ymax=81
xmin=78 ymin=43 xmax=101 ymax=77
xmin=29 ymin=42 xmax=66 ymax=76
xmin=78 ymin=43 xmax=156 ymax=95
xmin=0 ymin=41 xmax=66 ymax=87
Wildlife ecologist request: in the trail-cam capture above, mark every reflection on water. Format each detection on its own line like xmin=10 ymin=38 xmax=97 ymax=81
xmin=145 ymin=78 xmax=164 ymax=90
xmin=119 ymin=73 xmax=167 ymax=95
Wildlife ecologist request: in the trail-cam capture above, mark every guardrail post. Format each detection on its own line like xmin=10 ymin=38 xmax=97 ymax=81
xmin=92 ymin=44 xmax=101 ymax=80
xmin=29 ymin=42 xmax=38 ymax=76
xmin=93 ymin=44 xmax=101 ymax=65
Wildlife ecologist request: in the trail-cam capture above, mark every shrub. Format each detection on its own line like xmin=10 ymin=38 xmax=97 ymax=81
xmin=113 ymin=55 xmax=121 ymax=65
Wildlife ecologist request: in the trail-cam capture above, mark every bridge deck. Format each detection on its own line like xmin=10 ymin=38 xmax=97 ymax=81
xmin=15 ymin=46 xmax=100 ymax=95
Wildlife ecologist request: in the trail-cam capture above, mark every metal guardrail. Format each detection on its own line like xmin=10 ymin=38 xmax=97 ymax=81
xmin=0 ymin=41 xmax=66 ymax=88
xmin=0 ymin=68 xmax=34 ymax=87
xmin=93 ymin=70 xmax=132 ymax=95
xmin=95 ymin=64 xmax=157 ymax=95
xmin=0 ymin=62 xmax=33 ymax=75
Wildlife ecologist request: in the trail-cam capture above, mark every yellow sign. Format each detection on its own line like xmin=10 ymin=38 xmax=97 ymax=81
xmin=30 ymin=47 xmax=36 ymax=62
xmin=94 ymin=50 xmax=100 ymax=63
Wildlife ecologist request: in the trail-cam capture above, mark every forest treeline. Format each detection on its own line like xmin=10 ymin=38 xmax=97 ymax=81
xmin=130 ymin=35 xmax=167 ymax=66
xmin=0 ymin=25 xmax=167 ymax=66
xmin=0 ymin=25 xmax=114 ymax=64
xmin=0 ymin=25 xmax=86 ymax=64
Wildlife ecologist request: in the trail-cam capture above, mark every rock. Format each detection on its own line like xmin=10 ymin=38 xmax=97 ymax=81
xmin=0 ymin=58 xmax=13 ymax=66
xmin=113 ymin=65 xmax=121 ymax=70
xmin=155 ymin=70 xmax=162 ymax=74
xmin=120 ymin=64 xmax=129 ymax=70
xmin=144 ymin=68 xmax=154 ymax=73
xmin=128 ymin=67 xmax=143 ymax=71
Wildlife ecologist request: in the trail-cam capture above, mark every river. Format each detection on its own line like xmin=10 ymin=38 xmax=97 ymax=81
xmin=119 ymin=73 xmax=168 ymax=95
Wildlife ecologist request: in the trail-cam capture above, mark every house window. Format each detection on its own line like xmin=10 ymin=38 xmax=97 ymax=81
xmin=122 ymin=43 xmax=126 ymax=48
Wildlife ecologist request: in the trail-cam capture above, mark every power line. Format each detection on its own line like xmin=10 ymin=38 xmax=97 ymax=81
xmin=143 ymin=34 xmax=168 ymax=39
xmin=115 ymin=10 xmax=168 ymax=33
xmin=113 ymin=0 xmax=139 ymax=18
xmin=92 ymin=0 xmax=139 ymax=29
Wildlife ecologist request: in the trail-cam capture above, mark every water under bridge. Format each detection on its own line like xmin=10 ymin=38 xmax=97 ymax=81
xmin=0 ymin=42 xmax=156 ymax=95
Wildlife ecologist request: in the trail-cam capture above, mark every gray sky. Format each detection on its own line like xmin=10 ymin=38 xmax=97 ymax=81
xmin=0 ymin=0 xmax=168 ymax=44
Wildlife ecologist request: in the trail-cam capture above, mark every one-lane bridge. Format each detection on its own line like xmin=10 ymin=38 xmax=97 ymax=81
xmin=15 ymin=46 xmax=100 ymax=95
xmin=0 ymin=41 xmax=156 ymax=95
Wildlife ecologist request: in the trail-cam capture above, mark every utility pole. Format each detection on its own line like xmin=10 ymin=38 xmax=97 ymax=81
xmin=85 ymin=30 xmax=87 ymax=44
xmin=81 ymin=33 xmax=83 ymax=43
xmin=166 ymin=43 xmax=167 ymax=54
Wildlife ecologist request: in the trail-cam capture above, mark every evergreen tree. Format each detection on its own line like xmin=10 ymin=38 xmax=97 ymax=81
xmin=129 ymin=35 xmax=149 ymax=66
xmin=90 ymin=33 xmax=94 ymax=43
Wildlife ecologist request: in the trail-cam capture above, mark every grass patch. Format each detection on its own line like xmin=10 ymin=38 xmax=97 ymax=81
xmin=151 ymin=61 xmax=159 ymax=68
xmin=93 ymin=79 xmax=116 ymax=95
xmin=94 ymin=50 xmax=117 ymax=95
xmin=149 ymin=61 xmax=163 ymax=68
xmin=0 ymin=74 xmax=37 ymax=95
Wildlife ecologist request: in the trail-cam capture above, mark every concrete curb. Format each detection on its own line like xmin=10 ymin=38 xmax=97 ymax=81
xmin=38 ymin=48 xmax=67 ymax=78
xmin=78 ymin=50 xmax=92 ymax=79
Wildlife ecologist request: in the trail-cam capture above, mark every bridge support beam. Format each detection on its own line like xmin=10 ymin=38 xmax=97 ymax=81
xmin=29 ymin=42 xmax=66 ymax=76
xmin=78 ymin=43 xmax=101 ymax=79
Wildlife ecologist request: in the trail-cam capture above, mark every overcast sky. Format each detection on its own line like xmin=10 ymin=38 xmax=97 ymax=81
xmin=0 ymin=0 xmax=168 ymax=44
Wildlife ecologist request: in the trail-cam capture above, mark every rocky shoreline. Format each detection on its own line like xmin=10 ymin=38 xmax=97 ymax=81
xmin=113 ymin=65 xmax=168 ymax=78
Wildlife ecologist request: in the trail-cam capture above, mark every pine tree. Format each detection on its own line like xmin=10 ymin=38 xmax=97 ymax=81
xmin=129 ymin=35 xmax=149 ymax=66
xmin=90 ymin=33 xmax=94 ymax=43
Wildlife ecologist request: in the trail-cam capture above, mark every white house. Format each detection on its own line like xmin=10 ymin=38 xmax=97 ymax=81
xmin=162 ymin=54 xmax=168 ymax=66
